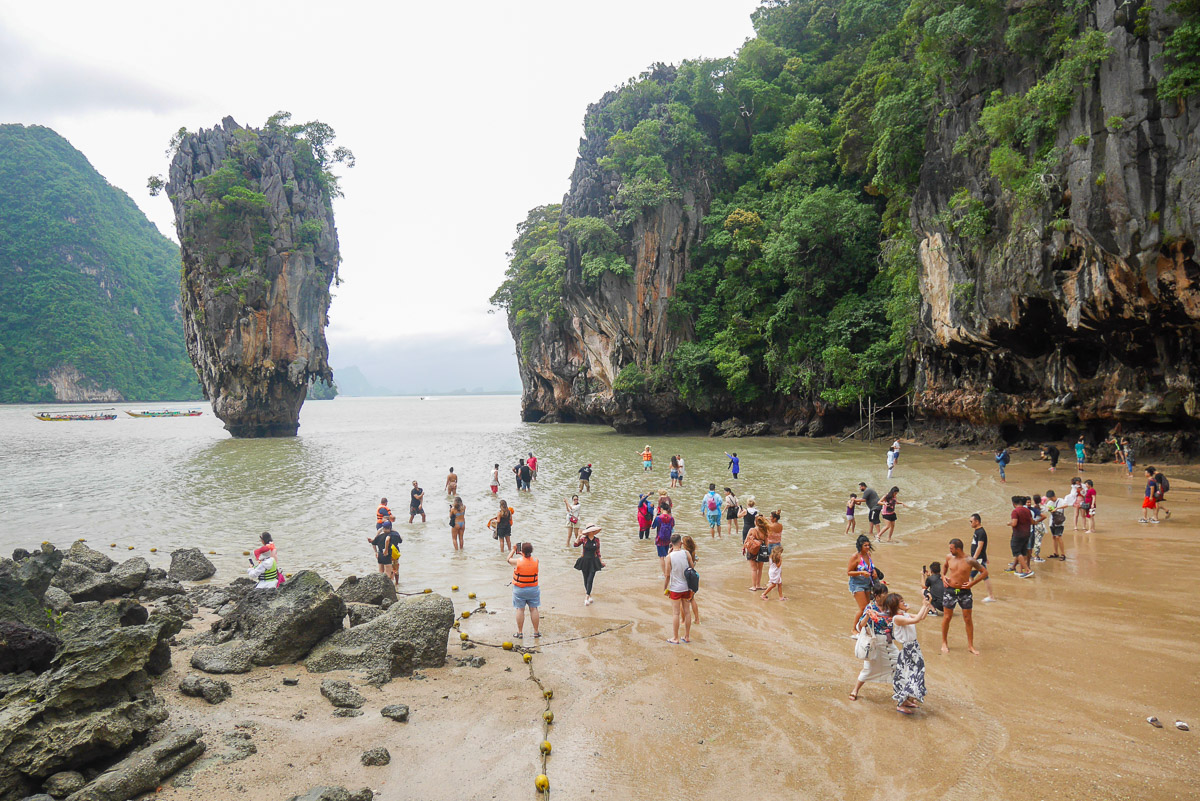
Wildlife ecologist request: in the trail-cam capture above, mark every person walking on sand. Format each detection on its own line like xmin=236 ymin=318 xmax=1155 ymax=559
xmin=565 ymin=494 xmax=582 ymax=546
xmin=641 ymin=445 xmax=653 ymax=472
xmin=724 ymin=487 xmax=739 ymax=537
xmin=969 ymin=514 xmax=996 ymax=600
xmin=572 ymin=524 xmax=605 ymax=605
xmin=1140 ymin=466 xmax=1161 ymax=523
xmin=578 ymin=464 xmax=592 ymax=493
xmin=878 ymin=487 xmax=905 ymax=542
xmin=682 ymin=535 xmax=701 ymax=624
xmin=941 ymin=538 xmax=988 ymax=654
xmin=664 ymin=533 xmax=694 ymax=644
xmin=1123 ymin=439 xmax=1135 ymax=478
xmin=701 ymin=483 xmax=723 ymax=538
xmin=849 ymin=584 xmax=897 ymax=701
xmin=490 ymin=464 xmax=500 ymax=495
xmin=1074 ymin=436 xmax=1087 ymax=471
xmin=725 ymin=451 xmax=740 ymax=480
xmin=745 ymin=514 xmax=770 ymax=591
xmin=1153 ymin=470 xmax=1171 ymax=522
xmin=1081 ymin=479 xmax=1097 ymax=533
xmin=847 ymin=535 xmax=877 ymax=631
xmin=449 ymin=496 xmax=466 ymax=551
xmin=637 ymin=493 xmax=654 ymax=539
xmin=858 ymin=483 xmax=882 ymax=540
xmin=409 ymin=481 xmax=426 ymax=523
xmin=845 ymin=493 xmax=858 ymax=535
xmin=508 ymin=542 xmax=540 ymax=639
xmin=652 ymin=499 xmax=676 ymax=577
xmin=887 ymin=592 xmax=932 ymax=714
xmin=1063 ymin=476 xmax=1084 ymax=530
xmin=761 ymin=546 xmax=786 ymax=600
xmin=445 ymin=468 xmax=458 ymax=497
xmin=488 ymin=499 xmax=514 ymax=553
xmin=738 ymin=495 xmax=759 ymax=543
xmin=376 ymin=498 xmax=395 ymax=530
xmin=1044 ymin=492 xmax=1067 ymax=560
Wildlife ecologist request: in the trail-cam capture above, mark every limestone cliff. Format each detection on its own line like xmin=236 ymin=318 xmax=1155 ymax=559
xmin=166 ymin=117 xmax=340 ymax=437
xmin=912 ymin=0 xmax=1200 ymax=440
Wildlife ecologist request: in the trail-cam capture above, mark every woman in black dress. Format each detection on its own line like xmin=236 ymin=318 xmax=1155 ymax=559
xmin=573 ymin=523 xmax=605 ymax=605
xmin=488 ymin=499 xmax=513 ymax=553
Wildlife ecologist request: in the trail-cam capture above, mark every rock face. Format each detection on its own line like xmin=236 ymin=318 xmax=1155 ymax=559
xmin=167 ymin=548 xmax=216 ymax=582
xmin=165 ymin=116 xmax=341 ymax=437
xmin=0 ymin=621 xmax=60 ymax=674
xmin=191 ymin=570 xmax=345 ymax=673
xmin=305 ymin=593 xmax=453 ymax=684
xmin=51 ymin=558 xmax=148 ymax=603
xmin=63 ymin=726 xmax=205 ymax=801
xmin=0 ymin=598 xmax=182 ymax=800
xmin=335 ymin=574 xmax=397 ymax=606
xmin=911 ymin=0 xmax=1200 ymax=441
xmin=179 ymin=674 xmax=232 ymax=704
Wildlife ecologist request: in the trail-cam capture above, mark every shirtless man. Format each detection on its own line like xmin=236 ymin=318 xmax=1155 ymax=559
xmin=445 ymin=467 xmax=457 ymax=497
xmin=941 ymin=537 xmax=988 ymax=654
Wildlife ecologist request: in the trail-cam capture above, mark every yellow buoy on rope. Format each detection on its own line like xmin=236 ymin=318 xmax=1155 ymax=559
xmin=535 ymin=774 xmax=550 ymax=793
xmin=543 ymin=689 xmax=553 ymax=700
xmin=467 ymin=592 xmax=476 ymax=599
xmin=461 ymin=610 xmax=471 ymax=619
xmin=460 ymin=632 xmax=469 ymax=641
xmin=423 ymin=588 xmax=432 ymax=594
xmin=540 ymin=740 xmax=552 ymax=755
xmin=451 ymin=585 xmax=459 ymax=591
xmin=543 ymin=710 xmax=554 ymax=724
xmin=478 ymin=601 xmax=486 ymax=609
xmin=502 ymin=641 xmax=514 ymax=650
xmin=522 ymin=653 xmax=532 ymax=663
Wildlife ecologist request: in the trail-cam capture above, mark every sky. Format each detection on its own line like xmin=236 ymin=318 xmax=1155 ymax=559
xmin=1 ymin=1 xmax=761 ymax=392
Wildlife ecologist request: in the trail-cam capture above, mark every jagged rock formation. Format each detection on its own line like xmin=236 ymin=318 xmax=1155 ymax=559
xmin=166 ymin=116 xmax=340 ymax=437
xmin=912 ymin=0 xmax=1200 ymax=440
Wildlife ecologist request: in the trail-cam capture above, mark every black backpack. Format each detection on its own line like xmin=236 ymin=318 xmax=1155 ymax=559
xmin=684 ymin=566 xmax=700 ymax=593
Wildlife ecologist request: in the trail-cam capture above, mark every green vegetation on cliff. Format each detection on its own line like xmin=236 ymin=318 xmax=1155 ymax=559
xmin=0 ymin=124 xmax=200 ymax=402
xmin=496 ymin=0 xmax=1198 ymax=413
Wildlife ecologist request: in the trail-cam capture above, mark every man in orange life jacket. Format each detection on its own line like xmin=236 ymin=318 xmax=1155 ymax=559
xmin=376 ymin=498 xmax=395 ymax=530
xmin=507 ymin=542 xmax=540 ymax=639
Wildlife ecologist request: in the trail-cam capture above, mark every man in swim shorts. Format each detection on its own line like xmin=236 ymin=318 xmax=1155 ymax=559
xmin=858 ymin=483 xmax=881 ymax=540
xmin=1007 ymin=495 xmax=1034 ymax=578
xmin=641 ymin=446 xmax=653 ymax=471
xmin=941 ymin=537 xmax=987 ymax=654
xmin=408 ymin=481 xmax=425 ymax=523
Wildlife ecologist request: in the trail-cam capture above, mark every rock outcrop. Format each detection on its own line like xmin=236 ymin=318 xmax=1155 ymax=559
xmin=190 ymin=570 xmax=345 ymax=674
xmin=910 ymin=0 xmax=1200 ymax=441
xmin=166 ymin=116 xmax=342 ymax=437
xmin=167 ymin=548 xmax=216 ymax=582
xmin=305 ymin=593 xmax=453 ymax=684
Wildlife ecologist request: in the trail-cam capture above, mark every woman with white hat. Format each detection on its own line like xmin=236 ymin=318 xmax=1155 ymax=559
xmin=572 ymin=523 xmax=605 ymax=605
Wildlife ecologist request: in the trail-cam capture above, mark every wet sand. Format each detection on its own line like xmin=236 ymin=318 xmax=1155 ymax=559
xmin=155 ymin=448 xmax=1200 ymax=800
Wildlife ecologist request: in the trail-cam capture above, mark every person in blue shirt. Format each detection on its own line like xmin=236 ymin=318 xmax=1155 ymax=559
xmin=701 ymin=483 xmax=724 ymax=538
xmin=1074 ymin=437 xmax=1086 ymax=471
xmin=995 ymin=448 xmax=1010 ymax=483
xmin=725 ymin=452 xmax=740 ymax=479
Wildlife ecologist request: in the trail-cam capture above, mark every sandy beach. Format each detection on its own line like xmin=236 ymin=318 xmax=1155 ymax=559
xmin=153 ymin=447 xmax=1200 ymax=801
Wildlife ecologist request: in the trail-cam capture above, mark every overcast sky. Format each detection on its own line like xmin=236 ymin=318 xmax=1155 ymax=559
xmin=2 ymin=1 xmax=760 ymax=386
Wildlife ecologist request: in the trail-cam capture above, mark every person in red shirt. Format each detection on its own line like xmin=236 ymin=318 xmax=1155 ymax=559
xmin=1007 ymin=496 xmax=1035 ymax=578
xmin=527 ymin=452 xmax=538 ymax=482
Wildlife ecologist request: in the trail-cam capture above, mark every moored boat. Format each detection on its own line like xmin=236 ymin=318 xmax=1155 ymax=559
xmin=34 ymin=411 xmax=117 ymax=421
xmin=125 ymin=409 xmax=203 ymax=418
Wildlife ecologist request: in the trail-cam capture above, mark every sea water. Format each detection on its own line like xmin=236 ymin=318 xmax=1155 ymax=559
xmin=0 ymin=396 xmax=992 ymax=591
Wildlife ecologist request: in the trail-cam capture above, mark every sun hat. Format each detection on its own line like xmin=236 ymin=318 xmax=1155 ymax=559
xmin=581 ymin=524 xmax=602 ymax=535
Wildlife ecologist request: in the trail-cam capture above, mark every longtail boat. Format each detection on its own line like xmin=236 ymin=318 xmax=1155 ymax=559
xmin=34 ymin=410 xmax=117 ymax=421
xmin=125 ymin=409 xmax=203 ymax=418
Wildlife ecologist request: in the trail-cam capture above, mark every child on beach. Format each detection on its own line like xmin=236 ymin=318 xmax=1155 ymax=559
xmin=921 ymin=562 xmax=944 ymax=617
xmin=761 ymin=546 xmax=786 ymax=600
xmin=845 ymin=494 xmax=857 ymax=535
xmin=1075 ymin=437 xmax=1086 ymax=471
xmin=637 ymin=493 xmax=654 ymax=539
xmin=1082 ymin=479 xmax=1097 ymax=532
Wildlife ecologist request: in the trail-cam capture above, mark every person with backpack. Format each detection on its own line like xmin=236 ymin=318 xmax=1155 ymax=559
xmin=367 ymin=520 xmax=402 ymax=585
xmin=636 ymin=493 xmax=654 ymax=540
xmin=744 ymin=514 xmax=770 ymax=592
xmin=995 ymin=447 xmax=1010 ymax=483
xmin=681 ymin=535 xmax=701 ymax=624
xmin=651 ymin=499 xmax=676 ymax=577
xmin=1045 ymin=490 xmax=1067 ymax=560
xmin=701 ymin=483 xmax=723 ymax=538
xmin=1154 ymin=470 xmax=1171 ymax=522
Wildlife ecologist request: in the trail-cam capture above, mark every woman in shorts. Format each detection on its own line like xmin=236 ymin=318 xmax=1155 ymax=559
xmin=878 ymin=486 xmax=906 ymax=542
xmin=668 ymin=456 xmax=680 ymax=488
xmin=847 ymin=535 xmax=876 ymax=632
xmin=724 ymin=487 xmax=739 ymax=538
xmin=564 ymin=494 xmax=582 ymax=546
xmin=744 ymin=515 xmax=770 ymax=591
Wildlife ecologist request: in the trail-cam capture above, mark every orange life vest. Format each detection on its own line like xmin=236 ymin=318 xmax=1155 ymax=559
xmin=377 ymin=505 xmax=391 ymax=524
xmin=513 ymin=556 xmax=538 ymax=587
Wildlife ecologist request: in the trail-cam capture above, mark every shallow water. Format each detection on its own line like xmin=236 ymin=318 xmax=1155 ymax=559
xmin=0 ymin=396 xmax=992 ymax=589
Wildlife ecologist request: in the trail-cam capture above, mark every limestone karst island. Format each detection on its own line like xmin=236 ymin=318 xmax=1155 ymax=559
xmin=1 ymin=2 xmax=1198 ymax=800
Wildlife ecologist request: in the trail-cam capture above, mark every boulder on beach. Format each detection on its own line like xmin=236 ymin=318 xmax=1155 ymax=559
xmin=286 ymin=788 xmax=373 ymax=801
xmin=0 ymin=576 xmax=50 ymax=631
xmin=360 ymin=747 xmax=390 ymax=767
xmin=345 ymin=603 xmax=385 ymax=627
xmin=335 ymin=574 xmax=397 ymax=606
xmin=43 ymin=587 xmax=73 ymax=614
xmin=0 ymin=598 xmax=182 ymax=799
xmin=62 ymin=725 xmax=205 ymax=801
xmin=167 ymin=549 xmax=216 ymax=582
xmin=65 ymin=542 xmax=115 ymax=573
xmin=0 ymin=621 xmax=60 ymax=674
xmin=193 ymin=571 xmax=345 ymax=673
xmin=305 ymin=593 xmax=453 ymax=684
xmin=50 ymin=558 xmax=148 ymax=603
xmin=138 ymin=578 xmax=186 ymax=600
xmin=0 ymin=544 xmax=64 ymax=602
xmin=319 ymin=679 xmax=365 ymax=709
xmin=42 ymin=770 xmax=86 ymax=797
xmin=179 ymin=674 xmax=232 ymax=704
xmin=190 ymin=640 xmax=256 ymax=674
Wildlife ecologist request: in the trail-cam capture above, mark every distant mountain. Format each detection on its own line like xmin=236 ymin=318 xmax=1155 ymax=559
xmin=329 ymin=339 xmax=520 ymax=396
xmin=330 ymin=364 xmax=388 ymax=396
xmin=0 ymin=124 xmax=200 ymax=402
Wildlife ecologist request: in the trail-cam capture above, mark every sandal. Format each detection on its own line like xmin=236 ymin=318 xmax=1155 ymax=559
xmin=514 ymin=632 xmax=524 ymax=639
xmin=1147 ymin=716 xmax=1163 ymax=728
xmin=896 ymin=706 xmax=914 ymax=715
xmin=848 ymin=692 xmax=858 ymax=701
